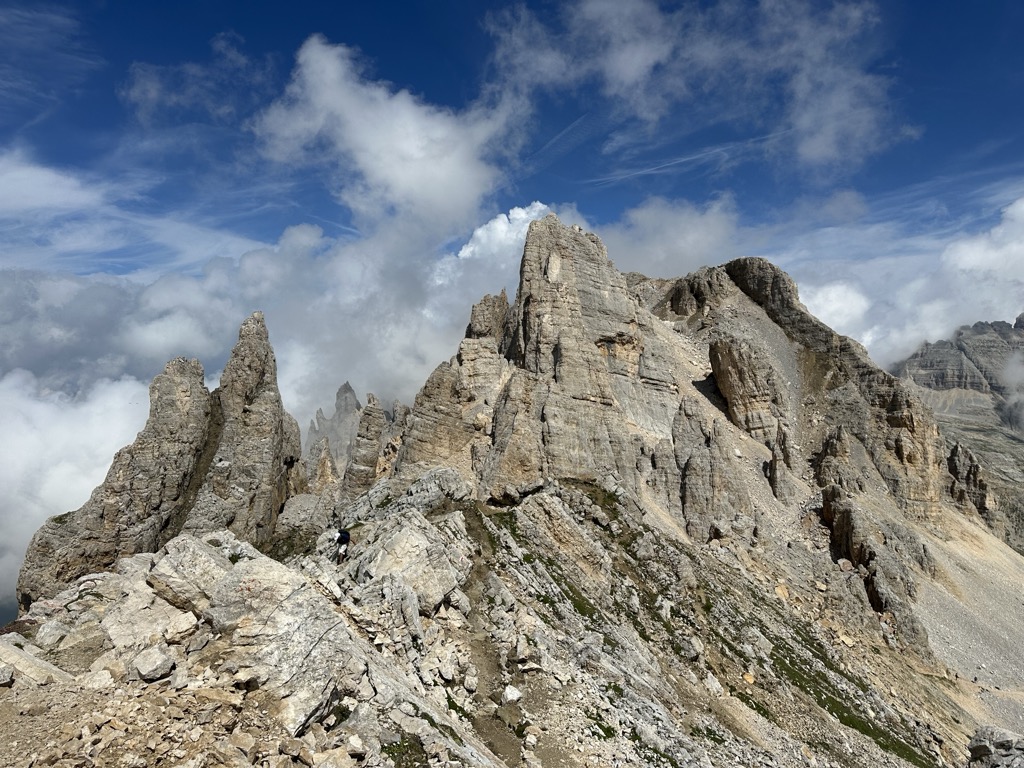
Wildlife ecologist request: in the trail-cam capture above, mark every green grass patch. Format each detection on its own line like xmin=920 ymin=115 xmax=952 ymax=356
xmin=585 ymin=710 xmax=616 ymax=739
xmin=381 ymin=734 xmax=429 ymax=768
xmin=770 ymin=640 xmax=930 ymax=768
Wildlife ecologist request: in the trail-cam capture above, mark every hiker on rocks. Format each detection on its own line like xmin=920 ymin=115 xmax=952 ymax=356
xmin=334 ymin=529 xmax=351 ymax=563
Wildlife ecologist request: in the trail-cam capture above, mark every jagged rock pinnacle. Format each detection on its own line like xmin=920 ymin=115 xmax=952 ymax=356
xmin=17 ymin=312 xmax=305 ymax=610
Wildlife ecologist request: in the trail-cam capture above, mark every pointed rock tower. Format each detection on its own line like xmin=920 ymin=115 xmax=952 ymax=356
xmin=16 ymin=312 xmax=303 ymax=610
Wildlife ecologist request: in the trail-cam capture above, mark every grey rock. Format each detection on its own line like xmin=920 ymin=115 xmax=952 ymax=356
xmin=305 ymin=381 xmax=362 ymax=465
xmin=17 ymin=357 xmax=212 ymax=610
xmin=184 ymin=312 xmax=305 ymax=548
xmin=895 ymin=319 xmax=1024 ymax=552
xmin=13 ymin=213 xmax=1024 ymax=768
xmin=0 ymin=637 xmax=74 ymax=684
xmin=131 ymin=646 xmax=175 ymax=681
xmin=710 ymin=333 xmax=788 ymax=443
xmin=969 ymin=726 xmax=1024 ymax=766
xmin=147 ymin=534 xmax=235 ymax=614
xmin=340 ymin=394 xmax=390 ymax=499
xmin=18 ymin=313 xmax=307 ymax=611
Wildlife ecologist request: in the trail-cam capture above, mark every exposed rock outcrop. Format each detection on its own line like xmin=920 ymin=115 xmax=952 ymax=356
xmin=968 ymin=726 xmax=1024 ymax=767
xmin=17 ymin=312 xmax=304 ymax=610
xmin=16 ymin=357 xmax=212 ymax=610
xmin=183 ymin=312 xmax=305 ymax=548
xmin=305 ymin=381 xmax=362 ymax=465
xmin=895 ymin=318 xmax=1024 ymax=552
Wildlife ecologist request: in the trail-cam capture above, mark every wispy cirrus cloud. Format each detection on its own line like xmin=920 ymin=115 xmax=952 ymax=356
xmin=490 ymin=0 xmax=903 ymax=175
xmin=0 ymin=5 xmax=101 ymax=127
xmin=0 ymin=149 xmax=268 ymax=276
xmin=121 ymin=32 xmax=276 ymax=126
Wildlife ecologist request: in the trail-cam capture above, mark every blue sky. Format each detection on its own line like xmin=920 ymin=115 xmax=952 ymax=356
xmin=3 ymin=0 xmax=1024 ymax=612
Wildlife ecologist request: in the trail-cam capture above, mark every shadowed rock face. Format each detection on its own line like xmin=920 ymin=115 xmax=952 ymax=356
xmin=17 ymin=312 xmax=304 ymax=610
xmin=10 ymin=216 xmax=1024 ymax=768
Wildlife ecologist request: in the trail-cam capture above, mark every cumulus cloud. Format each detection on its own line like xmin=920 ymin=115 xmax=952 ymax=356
xmin=942 ymin=197 xmax=1024 ymax=277
xmin=595 ymin=196 xmax=741 ymax=277
xmin=773 ymin=194 xmax=1024 ymax=367
xmin=256 ymin=35 xmax=516 ymax=233
xmin=0 ymin=201 xmax=562 ymax=617
xmin=802 ymin=281 xmax=871 ymax=333
xmin=0 ymin=371 xmax=149 ymax=618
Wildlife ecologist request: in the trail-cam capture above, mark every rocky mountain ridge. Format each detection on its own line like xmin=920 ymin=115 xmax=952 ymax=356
xmin=893 ymin=318 xmax=1024 ymax=554
xmin=4 ymin=215 xmax=1024 ymax=768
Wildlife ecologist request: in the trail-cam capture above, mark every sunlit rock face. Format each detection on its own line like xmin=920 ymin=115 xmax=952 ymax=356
xmin=7 ymin=215 xmax=1024 ymax=768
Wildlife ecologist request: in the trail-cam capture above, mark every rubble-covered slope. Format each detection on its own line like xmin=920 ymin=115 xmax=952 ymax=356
xmin=5 ymin=215 xmax=1024 ymax=768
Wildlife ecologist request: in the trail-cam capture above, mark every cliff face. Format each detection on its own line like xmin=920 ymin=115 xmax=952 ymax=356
xmin=894 ymin=318 xmax=1024 ymax=552
xmin=5 ymin=216 xmax=1024 ymax=768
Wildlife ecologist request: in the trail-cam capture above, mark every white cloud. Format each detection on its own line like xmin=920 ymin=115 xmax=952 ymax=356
xmin=761 ymin=1 xmax=894 ymax=169
xmin=0 ymin=149 xmax=105 ymax=212
xmin=121 ymin=32 xmax=274 ymax=126
xmin=491 ymin=0 xmax=898 ymax=172
xmin=0 ymin=370 xmax=149 ymax=615
xmin=942 ymin=197 xmax=1024 ymax=277
xmin=428 ymin=202 xmax=551 ymax=319
xmin=256 ymin=36 xmax=515 ymax=233
xmin=802 ymin=282 xmax=871 ymax=333
xmin=596 ymin=196 xmax=741 ymax=277
xmin=0 ymin=150 xmax=268 ymax=275
xmin=771 ymin=194 xmax=1024 ymax=367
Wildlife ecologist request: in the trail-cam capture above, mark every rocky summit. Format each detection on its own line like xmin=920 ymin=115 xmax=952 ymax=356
xmin=4 ymin=214 xmax=1024 ymax=768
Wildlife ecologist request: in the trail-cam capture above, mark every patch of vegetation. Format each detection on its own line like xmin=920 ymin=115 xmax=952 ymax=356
xmin=381 ymin=734 xmax=429 ymax=768
xmin=51 ymin=511 xmax=72 ymax=526
xmin=689 ymin=724 xmax=726 ymax=745
xmin=628 ymin=728 xmax=683 ymax=768
xmin=266 ymin=529 xmax=316 ymax=563
xmin=445 ymin=691 xmax=472 ymax=721
xmin=563 ymin=478 xmax=621 ymax=518
xmin=770 ymin=639 xmax=931 ymax=768
xmin=603 ymin=634 xmax=622 ymax=654
xmin=731 ymin=685 xmax=774 ymax=722
xmin=585 ymin=710 xmax=616 ymax=739
xmin=375 ymin=494 xmax=394 ymax=509
xmin=419 ymin=704 xmax=464 ymax=746
xmin=490 ymin=510 xmax=520 ymax=539
xmin=541 ymin=556 xmax=598 ymax=620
